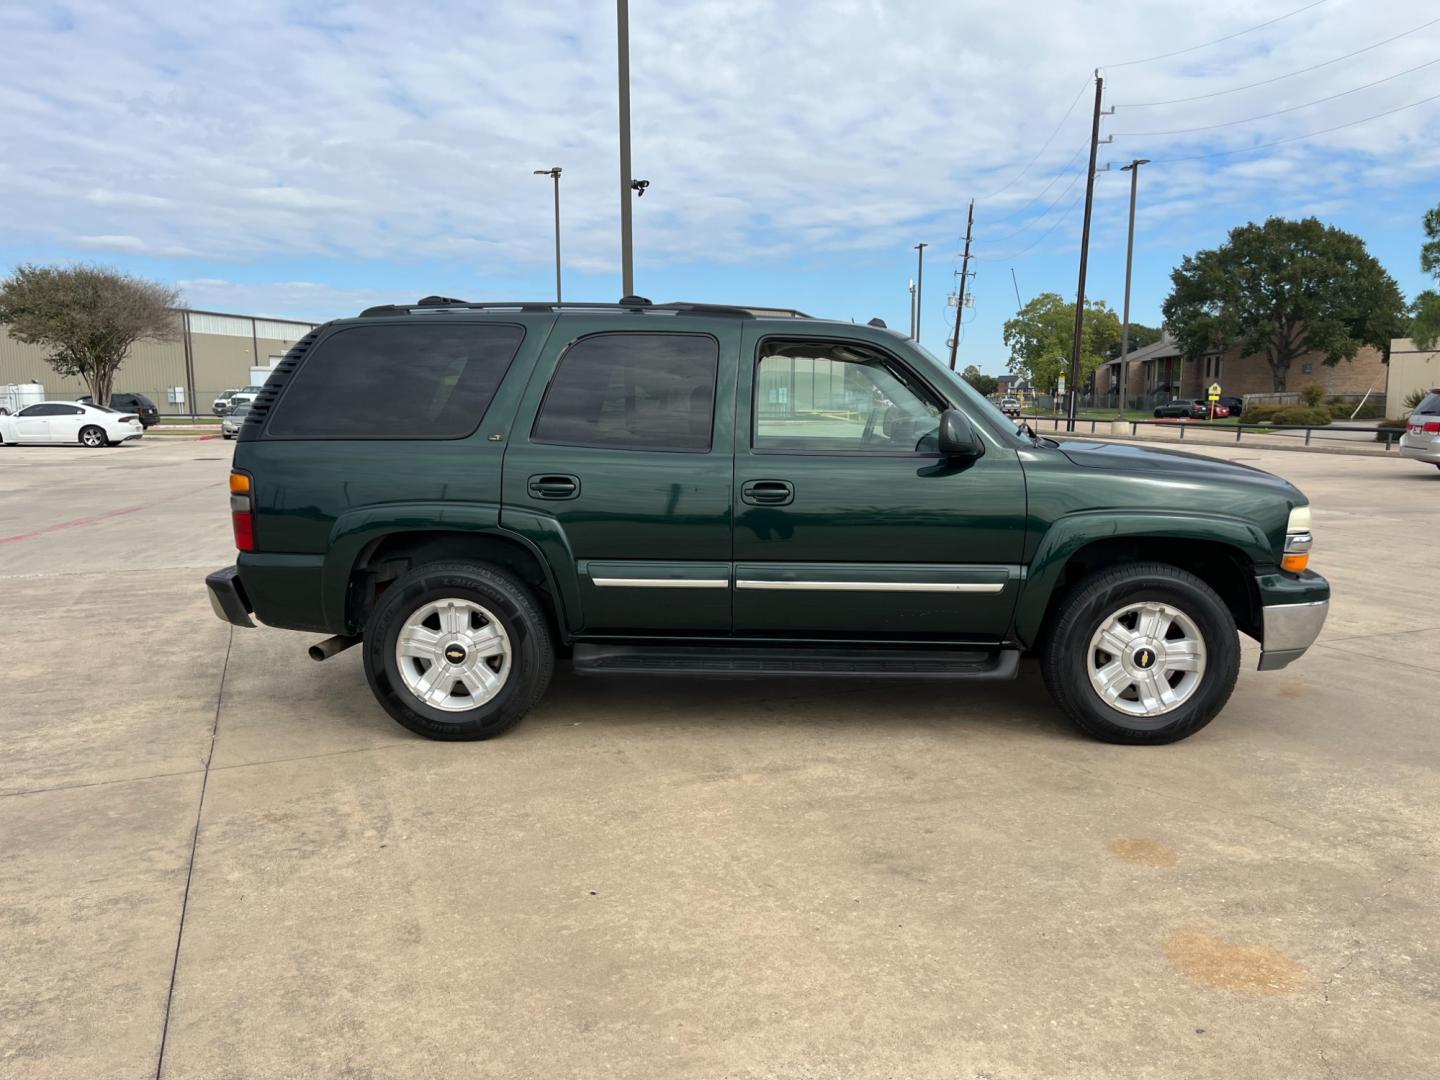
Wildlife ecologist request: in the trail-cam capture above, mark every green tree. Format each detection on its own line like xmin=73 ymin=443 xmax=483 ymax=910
xmin=1106 ymin=322 xmax=1162 ymax=360
xmin=960 ymin=364 xmax=998 ymax=397
xmin=1162 ymin=217 xmax=1406 ymax=392
xmin=0 ymin=264 xmax=180 ymax=406
xmin=1002 ymin=292 xmax=1121 ymax=393
xmin=1412 ymin=204 xmax=1440 ymax=349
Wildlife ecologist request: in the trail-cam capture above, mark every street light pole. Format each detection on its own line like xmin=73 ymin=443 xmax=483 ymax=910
xmin=908 ymin=279 xmax=917 ymax=339
xmin=1116 ymin=158 xmax=1149 ymax=414
xmin=617 ymin=0 xmax=635 ymax=297
xmin=534 ymin=167 xmax=563 ymax=303
xmin=913 ymin=242 xmax=927 ymax=344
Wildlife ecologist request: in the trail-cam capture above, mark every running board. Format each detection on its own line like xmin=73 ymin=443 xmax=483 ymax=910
xmin=572 ymin=644 xmax=1020 ymax=680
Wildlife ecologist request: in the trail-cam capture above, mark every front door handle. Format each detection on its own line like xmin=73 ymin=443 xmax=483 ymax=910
xmin=528 ymin=474 xmax=579 ymax=500
xmin=741 ymin=479 xmax=794 ymax=506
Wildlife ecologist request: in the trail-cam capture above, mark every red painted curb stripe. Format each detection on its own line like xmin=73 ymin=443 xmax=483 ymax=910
xmin=0 ymin=504 xmax=146 ymax=546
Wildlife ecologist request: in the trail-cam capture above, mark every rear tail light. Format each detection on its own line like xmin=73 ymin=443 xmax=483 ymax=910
xmin=1425 ymin=421 xmax=1440 ymax=434
xmin=229 ymin=470 xmax=255 ymax=552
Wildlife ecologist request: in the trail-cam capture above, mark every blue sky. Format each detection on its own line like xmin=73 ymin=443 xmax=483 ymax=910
xmin=2 ymin=0 xmax=1437 ymax=375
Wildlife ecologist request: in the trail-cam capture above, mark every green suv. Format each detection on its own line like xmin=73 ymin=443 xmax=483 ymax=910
xmin=205 ymin=297 xmax=1328 ymax=745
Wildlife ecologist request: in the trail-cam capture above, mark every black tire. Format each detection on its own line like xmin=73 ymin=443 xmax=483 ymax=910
xmin=1041 ymin=562 xmax=1240 ymax=745
xmin=79 ymin=425 xmax=108 ymax=448
xmin=362 ymin=560 xmax=553 ymax=741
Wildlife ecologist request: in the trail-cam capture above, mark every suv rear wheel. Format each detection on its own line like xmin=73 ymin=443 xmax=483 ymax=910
xmin=362 ymin=560 xmax=553 ymax=740
xmin=1041 ymin=562 xmax=1240 ymax=744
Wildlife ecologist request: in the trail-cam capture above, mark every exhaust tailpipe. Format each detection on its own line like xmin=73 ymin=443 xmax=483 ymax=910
xmin=309 ymin=634 xmax=361 ymax=662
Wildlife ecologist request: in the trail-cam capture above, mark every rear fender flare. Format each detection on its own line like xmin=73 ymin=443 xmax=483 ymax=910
xmin=324 ymin=503 xmax=575 ymax=636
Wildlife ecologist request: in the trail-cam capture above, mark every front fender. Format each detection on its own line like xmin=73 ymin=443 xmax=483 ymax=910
xmin=323 ymin=502 xmax=572 ymax=634
xmin=1013 ymin=509 xmax=1272 ymax=647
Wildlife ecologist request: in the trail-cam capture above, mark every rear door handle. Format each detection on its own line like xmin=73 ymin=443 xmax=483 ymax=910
xmin=741 ymin=479 xmax=793 ymax=506
xmin=528 ymin=474 xmax=579 ymax=500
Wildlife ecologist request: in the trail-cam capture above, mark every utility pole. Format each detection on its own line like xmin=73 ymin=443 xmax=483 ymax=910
xmin=1116 ymin=158 xmax=1150 ymax=414
xmin=908 ymin=279 xmax=917 ymax=339
xmin=1066 ymin=70 xmax=1108 ymax=432
xmin=534 ymin=167 xmax=563 ymax=302
xmin=617 ymin=0 xmax=635 ymax=297
xmin=948 ymin=199 xmax=974 ymax=370
xmin=913 ymin=242 xmax=928 ymax=344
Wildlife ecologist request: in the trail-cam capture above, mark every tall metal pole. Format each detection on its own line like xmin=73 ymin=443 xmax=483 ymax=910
xmin=949 ymin=199 xmax=974 ymax=370
xmin=617 ymin=0 xmax=635 ymax=297
xmin=908 ymin=279 xmax=917 ymax=339
xmin=535 ymin=167 xmax=563 ymax=302
xmin=552 ymin=169 xmax=562 ymax=303
xmin=913 ymin=242 xmax=928 ymax=345
xmin=1066 ymin=70 xmax=1105 ymax=432
xmin=1117 ymin=158 xmax=1149 ymax=414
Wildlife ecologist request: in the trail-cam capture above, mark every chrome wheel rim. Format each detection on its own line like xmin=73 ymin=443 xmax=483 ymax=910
xmin=395 ymin=598 xmax=511 ymax=713
xmin=1086 ymin=601 xmax=1206 ymax=718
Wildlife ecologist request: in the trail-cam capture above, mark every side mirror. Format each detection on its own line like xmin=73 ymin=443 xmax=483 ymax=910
xmin=937 ymin=409 xmax=984 ymax=459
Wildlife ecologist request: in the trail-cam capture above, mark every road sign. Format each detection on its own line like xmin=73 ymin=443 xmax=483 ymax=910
xmin=1208 ymin=382 xmax=1222 ymax=401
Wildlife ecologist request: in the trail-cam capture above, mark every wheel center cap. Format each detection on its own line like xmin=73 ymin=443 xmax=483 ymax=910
xmin=443 ymin=643 xmax=467 ymax=666
xmin=1132 ymin=646 xmax=1158 ymax=670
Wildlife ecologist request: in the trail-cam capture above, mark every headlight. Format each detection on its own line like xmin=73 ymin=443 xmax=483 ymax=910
xmin=1283 ymin=505 xmax=1312 ymax=572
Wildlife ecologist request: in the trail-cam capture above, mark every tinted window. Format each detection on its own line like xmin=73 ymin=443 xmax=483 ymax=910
xmin=532 ymin=333 xmax=718 ymax=452
xmin=1416 ymin=391 xmax=1440 ymax=416
xmin=265 ymin=322 xmax=525 ymax=440
xmin=754 ymin=341 xmax=940 ymax=452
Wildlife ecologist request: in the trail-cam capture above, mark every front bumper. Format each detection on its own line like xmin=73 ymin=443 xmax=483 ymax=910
xmin=206 ymin=565 xmax=255 ymax=628
xmin=1256 ymin=569 xmax=1329 ymax=671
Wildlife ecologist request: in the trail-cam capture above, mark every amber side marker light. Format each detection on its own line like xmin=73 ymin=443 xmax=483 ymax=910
xmin=1282 ymin=506 xmax=1312 ymax=574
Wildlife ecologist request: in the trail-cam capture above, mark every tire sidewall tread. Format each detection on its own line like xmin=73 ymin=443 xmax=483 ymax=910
xmin=362 ymin=560 xmax=553 ymax=741
xmin=1041 ymin=561 xmax=1240 ymax=745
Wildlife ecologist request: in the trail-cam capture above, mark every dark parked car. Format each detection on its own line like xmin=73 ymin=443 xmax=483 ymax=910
xmin=78 ymin=392 xmax=160 ymax=427
xmin=1217 ymin=395 xmax=1245 ymax=417
xmin=1153 ymin=399 xmax=1217 ymax=420
xmin=206 ymin=296 xmax=1327 ymax=746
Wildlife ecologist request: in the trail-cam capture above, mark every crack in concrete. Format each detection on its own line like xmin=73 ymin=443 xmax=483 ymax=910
xmin=153 ymin=625 xmax=232 ymax=1080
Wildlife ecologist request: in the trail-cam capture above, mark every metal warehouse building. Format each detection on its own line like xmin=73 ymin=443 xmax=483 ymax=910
xmin=0 ymin=308 xmax=319 ymax=415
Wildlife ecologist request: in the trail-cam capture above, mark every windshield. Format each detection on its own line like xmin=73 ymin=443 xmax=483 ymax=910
xmin=1416 ymin=391 xmax=1440 ymax=416
xmin=228 ymin=405 xmax=250 ymax=417
xmin=90 ymin=405 xmax=122 ymax=413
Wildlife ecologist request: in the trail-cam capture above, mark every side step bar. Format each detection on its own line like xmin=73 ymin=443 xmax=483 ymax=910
xmin=572 ymin=644 xmax=1020 ymax=680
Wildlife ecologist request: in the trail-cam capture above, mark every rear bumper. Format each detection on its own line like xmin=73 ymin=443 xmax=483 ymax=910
xmin=206 ymin=565 xmax=255 ymax=628
xmin=1255 ymin=569 xmax=1329 ymax=671
xmin=1399 ymin=436 xmax=1440 ymax=464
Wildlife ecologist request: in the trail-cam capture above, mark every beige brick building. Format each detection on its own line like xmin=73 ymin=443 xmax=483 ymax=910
xmin=1 ymin=308 xmax=318 ymax=414
xmin=1096 ymin=332 xmax=1389 ymax=406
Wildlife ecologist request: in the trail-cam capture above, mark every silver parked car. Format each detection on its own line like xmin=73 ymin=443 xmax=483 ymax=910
xmin=1400 ymin=388 xmax=1440 ymax=470
xmin=221 ymin=403 xmax=251 ymax=439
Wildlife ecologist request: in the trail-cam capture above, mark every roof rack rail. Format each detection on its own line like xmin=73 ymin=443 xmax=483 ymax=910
xmin=356 ymin=298 xmax=813 ymax=320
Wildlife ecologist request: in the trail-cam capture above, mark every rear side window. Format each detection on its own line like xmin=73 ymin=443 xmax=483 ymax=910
xmin=1416 ymin=391 xmax=1440 ymax=416
xmin=265 ymin=322 xmax=525 ymax=440
xmin=532 ymin=332 xmax=718 ymax=452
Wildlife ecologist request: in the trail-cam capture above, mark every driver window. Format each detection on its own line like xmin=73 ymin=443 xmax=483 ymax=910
xmin=754 ymin=341 xmax=940 ymax=452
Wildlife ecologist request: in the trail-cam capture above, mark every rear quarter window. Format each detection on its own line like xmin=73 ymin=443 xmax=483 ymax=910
xmin=1416 ymin=391 xmax=1440 ymax=415
xmin=264 ymin=322 xmax=525 ymax=440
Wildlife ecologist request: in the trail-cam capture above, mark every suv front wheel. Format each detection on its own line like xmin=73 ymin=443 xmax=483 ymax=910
xmin=362 ymin=560 xmax=554 ymax=740
xmin=1041 ymin=562 xmax=1240 ymax=744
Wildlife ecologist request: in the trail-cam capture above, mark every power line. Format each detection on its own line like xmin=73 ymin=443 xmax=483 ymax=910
xmin=1115 ymin=55 xmax=1440 ymax=136
xmin=1116 ymin=15 xmax=1440 ymax=106
xmin=984 ymin=143 xmax=1088 ymax=227
xmin=1104 ymin=0 xmax=1332 ymax=69
xmin=974 ymin=76 xmax=1092 ymax=201
xmin=1147 ymin=88 xmax=1440 ymax=163
xmin=984 ymin=167 xmax=1086 ymax=246
xmin=974 ymin=187 xmax=1087 ymax=262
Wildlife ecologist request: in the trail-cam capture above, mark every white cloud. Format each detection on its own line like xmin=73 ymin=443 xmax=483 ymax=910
xmin=1 ymin=0 xmax=1436 ymax=279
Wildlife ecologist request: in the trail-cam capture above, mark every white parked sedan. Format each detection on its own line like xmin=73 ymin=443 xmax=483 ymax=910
xmin=0 ymin=401 xmax=145 ymax=447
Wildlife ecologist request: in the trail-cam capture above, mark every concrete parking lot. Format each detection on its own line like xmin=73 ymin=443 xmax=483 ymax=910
xmin=2 ymin=438 xmax=1437 ymax=1079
